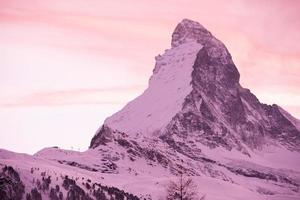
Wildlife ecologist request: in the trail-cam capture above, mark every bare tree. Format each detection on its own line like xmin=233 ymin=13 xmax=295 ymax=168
xmin=166 ymin=173 xmax=205 ymax=200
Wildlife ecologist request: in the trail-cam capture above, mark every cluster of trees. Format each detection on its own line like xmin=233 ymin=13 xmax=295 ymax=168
xmin=1 ymin=165 xmax=206 ymax=200
xmin=0 ymin=166 xmax=25 ymax=200
xmin=63 ymin=175 xmax=140 ymax=200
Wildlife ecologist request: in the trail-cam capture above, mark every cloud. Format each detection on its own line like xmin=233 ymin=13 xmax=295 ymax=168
xmin=0 ymin=86 xmax=145 ymax=107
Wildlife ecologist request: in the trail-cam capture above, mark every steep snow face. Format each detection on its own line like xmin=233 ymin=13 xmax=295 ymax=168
xmin=104 ymin=41 xmax=202 ymax=135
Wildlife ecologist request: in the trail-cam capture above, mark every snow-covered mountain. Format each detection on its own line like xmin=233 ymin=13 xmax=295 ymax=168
xmin=1 ymin=19 xmax=300 ymax=200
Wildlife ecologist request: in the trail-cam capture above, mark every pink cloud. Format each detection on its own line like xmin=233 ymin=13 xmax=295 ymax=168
xmin=0 ymin=86 xmax=145 ymax=107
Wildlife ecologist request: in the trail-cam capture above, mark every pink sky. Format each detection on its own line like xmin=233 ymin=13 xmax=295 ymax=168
xmin=1 ymin=0 xmax=300 ymax=154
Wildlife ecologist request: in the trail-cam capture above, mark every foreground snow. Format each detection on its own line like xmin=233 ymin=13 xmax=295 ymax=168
xmin=1 ymin=145 xmax=300 ymax=200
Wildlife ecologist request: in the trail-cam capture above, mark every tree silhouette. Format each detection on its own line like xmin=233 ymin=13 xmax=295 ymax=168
xmin=166 ymin=170 xmax=205 ymax=200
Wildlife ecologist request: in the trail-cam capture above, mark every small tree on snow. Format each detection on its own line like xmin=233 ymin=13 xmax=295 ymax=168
xmin=166 ymin=173 xmax=205 ymax=200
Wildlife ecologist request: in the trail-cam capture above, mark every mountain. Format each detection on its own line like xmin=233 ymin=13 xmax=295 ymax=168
xmin=1 ymin=19 xmax=300 ymax=200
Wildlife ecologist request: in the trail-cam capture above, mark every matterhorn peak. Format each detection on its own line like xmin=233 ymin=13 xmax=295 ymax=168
xmin=91 ymin=18 xmax=300 ymax=154
xmin=171 ymin=18 xmax=213 ymax=48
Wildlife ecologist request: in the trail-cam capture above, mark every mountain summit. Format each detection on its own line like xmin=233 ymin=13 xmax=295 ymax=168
xmin=90 ymin=19 xmax=300 ymax=154
xmin=1 ymin=19 xmax=300 ymax=200
xmin=171 ymin=19 xmax=213 ymax=47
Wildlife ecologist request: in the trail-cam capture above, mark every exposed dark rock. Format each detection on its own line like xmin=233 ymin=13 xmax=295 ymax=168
xmin=102 ymin=162 xmax=117 ymax=172
xmin=58 ymin=160 xmax=98 ymax=172
xmin=227 ymin=167 xmax=278 ymax=182
xmin=256 ymin=187 xmax=275 ymax=195
xmin=143 ymin=148 xmax=169 ymax=167
xmin=262 ymin=104 xmax=300 ymax=150
xmin=90 ymin=125 xmax=114 ymax=148
xmin=223 ymin=164 xmax=298 ymax=190
xmin=116 ymin=138 xmax=133 ymax=148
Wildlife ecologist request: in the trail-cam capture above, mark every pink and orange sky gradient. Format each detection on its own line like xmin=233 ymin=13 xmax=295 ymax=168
xmin=1 ymin=0 xmax=300 ymax=154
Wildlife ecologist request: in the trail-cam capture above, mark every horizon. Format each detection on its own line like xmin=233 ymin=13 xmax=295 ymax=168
xmin=1 ymin=0 xmax=300 ymax=154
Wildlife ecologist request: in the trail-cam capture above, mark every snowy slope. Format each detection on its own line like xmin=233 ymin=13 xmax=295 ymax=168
xmin=105 ymin=41 xmax=202 ymax=135
xmin=1 ymin=146 xmax=300 ymax=200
